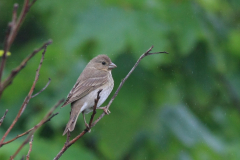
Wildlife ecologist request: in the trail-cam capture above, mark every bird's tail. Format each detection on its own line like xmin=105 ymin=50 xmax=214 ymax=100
xmin=63 ymin=106 xmax=81 ymax=135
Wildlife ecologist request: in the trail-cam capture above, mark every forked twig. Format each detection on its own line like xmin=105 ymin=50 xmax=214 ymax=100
xmin=54 ymin=90 xmax=102 ymax=160
xmin=10 ymin=99 xmax=64 ymax=159
xmin=0 ymin=45 xmax=49 ymax=146
xmin=0 ymin=112 xmax=58 ymax=147
xmin=0 ymin=0 xmax=39 ymax=86
xmin=54 ymin=46 xmax=168 ymax=159
xmin=32 ymin=78 xmax=51 ymax=98
xmin=0 ymin=40 xmax=52 ymax=97
xmin=92 ymin=46 xmax=168 ymax=126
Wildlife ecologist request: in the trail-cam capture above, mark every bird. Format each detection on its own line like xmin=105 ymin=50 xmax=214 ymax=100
xmin=62 ymin=55 xmax=117 ymax=135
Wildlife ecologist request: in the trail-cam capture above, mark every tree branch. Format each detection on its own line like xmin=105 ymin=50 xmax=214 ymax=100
xmin=54 ymin=90 xmax=102 ymax=160
xmin=89 ymin=89 xmax=102 ymax=127
xmin=0 ymin=0 xmax=38 ymax=85
xmin=10 ymin=99 xmax=64 ymax=159
xmin=92 ymin=46 xmax=168 ymax=127
xmin=0 ymin=109 xmax=8 ymax=126
xmin=0 ymin=45 xmax=50 ymax=146
xmin=0 ymin=112 xmax=58 ymax=147
xmin=26 ymin=135 xmax=34 ymax=160
xmin=53 ymin=46 xmax=168 ymax=159
xmin=0 ymin=40 xmax=52 ymax=97
xmin=0 ymin=4 xmax=18 ymax=84
xmin=32 ymin=78 xmax=51 ymax=98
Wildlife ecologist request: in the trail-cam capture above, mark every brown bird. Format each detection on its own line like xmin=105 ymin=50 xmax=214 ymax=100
xmin=62 ymin=55 xmax=117 ymax=135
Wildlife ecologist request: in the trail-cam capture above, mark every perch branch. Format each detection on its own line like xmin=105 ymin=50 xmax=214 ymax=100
xmin=92 ymin=46 xmax=168 ymax=126
xmin=0 ymin=109 xmax=8 ymax=126
xmin=10 ymin=99 xmax=64 ymax=159
xmin=53 ymin=46 xmax=168 ymax=159
xmin=0 ymin=45 xmax=49 ymax=146
xmin=54 ymin=90 xmax=102 ymax=160
xmin=89 ymin=89 xmax=102 ymax=127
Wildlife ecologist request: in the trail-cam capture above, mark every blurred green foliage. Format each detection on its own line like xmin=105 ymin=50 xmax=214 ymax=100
xmin=0 ymin=0 xmax=240 ymax=159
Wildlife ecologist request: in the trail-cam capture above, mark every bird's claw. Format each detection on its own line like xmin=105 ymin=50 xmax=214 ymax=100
xmin=103 ymin=108 xmax=111 ymax=115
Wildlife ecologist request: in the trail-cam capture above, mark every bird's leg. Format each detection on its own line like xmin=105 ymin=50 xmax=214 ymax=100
xmin=97 ymin=106 xmax=111 ymax=115
xmin=82 ymin=113 xmax=89 ymax=128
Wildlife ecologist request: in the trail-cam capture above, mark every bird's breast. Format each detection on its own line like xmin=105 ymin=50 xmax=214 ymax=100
xmin=81 ymin=75 xmax=114 ymax=114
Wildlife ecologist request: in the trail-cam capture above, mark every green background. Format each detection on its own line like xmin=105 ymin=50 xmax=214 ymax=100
xmin=1 ymin=0 xmax=240 ymax=159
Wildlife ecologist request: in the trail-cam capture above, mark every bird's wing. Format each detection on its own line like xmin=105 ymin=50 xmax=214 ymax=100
xmin=61 ymin=69 xmax=108 ymax=107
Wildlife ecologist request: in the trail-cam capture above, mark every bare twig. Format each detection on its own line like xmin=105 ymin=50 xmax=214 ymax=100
xmin=12 ymin=4 xmax=18 ymax=24
xmin=54 ymin=91 xmax=102 ymax=160
xmin=54 ymin=46 xmax=168 ymax=160
xmin=10 ymin=99 xmax=64 ymax=159
xmin=0 ymin=40 xmax=52 ymax=97
xmin=0 ymin=109 xmax=8 ymax=126
xmin=32 ymin=78 xmax=51 ymax=98
xmin=26 ymin=135 xmax=34 ymax=160
xmin=54 ymin=130 xmax=87 ymax=160
xmin=89 ymin=89 xmax=102 ymax=127
xmin=65 ymin=131 xmax=71 ymax=145
xmin=0 ymin=0 xmax=38 ymax=85
xmin=0 ymin=46 xmax=49 ymax=146
xmin=0 ymin=112 xmax=58 ymax=147
xmin=92 ymin=46 xmax=168 ymax=126
xmin=0 ymin=4 xmax=18 ymax=84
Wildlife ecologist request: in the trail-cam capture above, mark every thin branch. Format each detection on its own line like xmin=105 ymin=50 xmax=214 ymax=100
xmin=92 ymin=47 xmax=168 ymax=126
xmin=54 ymin=46 xmax=168 ymax=160
xmin=12 ymin=4 xmax=18 ymax=25
xmin=65 ymin=131 xmax=71 ymax=145
xmin=0 ymin=109 xmax=8 ymax=126
xmin=0 ymin=40 xmax=52 ymax=97
xmin=0 ymin=46 xmax=49 ymax=146
xmin=0 ymin=0 xmax=38 ymax=85
xmin=8 ymin=0 xmax=30 ymax=47
xmin=0 ymin=24 xmax=11 ymax=85
xmin=26 ymin=135 xmax=34 ymax=160
xmin=89 ymin=89 xmax=102 ymax=127
xmin=0 ymin=112 xmax=58 ymax=147
xmin=54 ymin=91 xmax=102 ymax=160
xmin=10 ymin=99 xmax=64 ymax=159
xmin=0 ymin=4 xmax=18 ymax=84
xmin=32 ymin=78 xmax=51 ymax=98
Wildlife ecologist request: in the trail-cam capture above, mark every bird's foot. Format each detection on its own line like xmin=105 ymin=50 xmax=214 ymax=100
xmin=98 ymin=106 xmax=111 ymax=115
xmin=83 ymin=113 xmax=91 ymax=132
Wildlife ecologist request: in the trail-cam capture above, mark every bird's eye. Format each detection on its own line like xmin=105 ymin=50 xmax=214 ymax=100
xmin=102 ymin=61 xmax=106 ymax=65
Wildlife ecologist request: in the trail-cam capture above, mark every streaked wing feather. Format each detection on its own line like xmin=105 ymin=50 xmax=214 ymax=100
xmin=61 ymin=69 xmax=108 ymax=107
xmin=61 ymin=81 xmax=80 ymax=107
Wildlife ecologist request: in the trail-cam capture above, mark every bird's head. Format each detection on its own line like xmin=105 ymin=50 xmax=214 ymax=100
xmin=89 ymin=55 xmax=117 ymax=71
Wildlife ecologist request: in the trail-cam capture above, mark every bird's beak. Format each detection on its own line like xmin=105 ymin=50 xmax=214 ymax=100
xmin=108 ymin=62 xmax=117 ymax=69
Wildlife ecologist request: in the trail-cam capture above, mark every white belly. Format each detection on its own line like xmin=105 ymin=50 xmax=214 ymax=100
xmin=80 ymin=81 xmax=113 ymax=114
